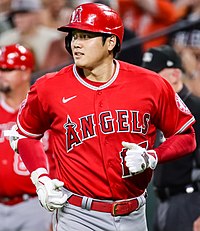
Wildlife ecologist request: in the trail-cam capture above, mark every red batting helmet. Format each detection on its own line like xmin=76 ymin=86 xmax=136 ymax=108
xmin=0 ymin=44 xmax=35 ymax=71
xmin=58 ymin=3 xmax=124 ymax=54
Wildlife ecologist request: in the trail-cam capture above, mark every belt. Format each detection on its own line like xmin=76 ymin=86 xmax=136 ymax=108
xmin=0 ymin=194 xmax=36 ymax=206
xmin=154 ymin=182 xmax=200 ymax=201
xmin=68 ymin=194 xmax=143 ymax=216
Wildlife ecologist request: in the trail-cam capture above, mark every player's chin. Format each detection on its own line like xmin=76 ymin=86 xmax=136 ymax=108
xmin=74 ymin=59 xmax=86 ymax=68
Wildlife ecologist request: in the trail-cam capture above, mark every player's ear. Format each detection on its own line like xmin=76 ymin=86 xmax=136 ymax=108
xmin=65 ymin=33 xmax=72 ymax=56
xmin=107 ymin=35 xmax=117 ymax=52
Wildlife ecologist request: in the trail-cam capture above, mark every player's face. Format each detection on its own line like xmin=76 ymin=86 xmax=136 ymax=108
xmin=0 ymin=69 xmax=23 ymax=93
xmin=159 ymin=68 xmax=175 ymax=85
xmin=71 ymin=30 xmax=112 ymax=69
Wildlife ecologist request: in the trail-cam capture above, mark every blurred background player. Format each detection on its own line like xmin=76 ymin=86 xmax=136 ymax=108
xmin=142 ymin=45 xmax=200 ymax=231
xmin=0 ymin=44 xmax=53 ymax=231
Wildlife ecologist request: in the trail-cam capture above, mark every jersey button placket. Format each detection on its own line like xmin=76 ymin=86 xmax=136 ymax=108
xmin=97 ymin=90 xmax=103 ymax=107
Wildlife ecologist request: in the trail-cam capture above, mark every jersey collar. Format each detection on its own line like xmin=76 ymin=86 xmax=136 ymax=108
xmin=73 ymin=59 xmax=120 ymax=90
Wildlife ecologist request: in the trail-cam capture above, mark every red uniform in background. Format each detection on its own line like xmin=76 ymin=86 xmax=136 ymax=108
xmin=0 ymin=99 xmax=35 ymax=198
xmin=0 ymin=43 xmax=53 ymax=231
xmin=0 ymin=98 xmax=56 ymax=198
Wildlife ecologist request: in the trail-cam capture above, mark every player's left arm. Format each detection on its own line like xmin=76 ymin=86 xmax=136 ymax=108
xmin=122 ymin=126 xmax=196 ymax=175
xmin=123 ymin=77 xmax=196 ymax=175
xmin=153 ymin=78 xmax=196 ymax=162
xmin=122 ymin=141 xmax=158 ymax=175
xmin=155 ymin=126 xmax=196 ymax=163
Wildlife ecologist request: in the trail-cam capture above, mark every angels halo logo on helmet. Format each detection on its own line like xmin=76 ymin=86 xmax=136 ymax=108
xmin=57 ymin=3 xmax=124 ymax=55
xmin=71 ymin=6 xmax=82 ymax=23
xmin=0 ymin=44 xmax=35 ymax=71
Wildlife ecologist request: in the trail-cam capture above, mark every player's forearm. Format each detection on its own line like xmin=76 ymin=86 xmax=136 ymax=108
xmin=155 ymin=127 xmax=196 ymax=163
xmin=18 ymin=138 xmax=48 ymax=173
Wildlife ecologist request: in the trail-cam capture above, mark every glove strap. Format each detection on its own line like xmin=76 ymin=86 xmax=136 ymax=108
xmin=147 ymin=150 xmax=158 ymax=169
xmin=31 ymin=168 xmax=49 ymax=185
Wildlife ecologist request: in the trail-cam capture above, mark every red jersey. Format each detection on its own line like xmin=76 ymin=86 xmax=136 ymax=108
xmin=0 ymin=98 xmax=55 ymax=197
xmin=17 ymin=60 xmax=195 ymax=199
xmin=0 ymin=99 xmax=36 ymax=197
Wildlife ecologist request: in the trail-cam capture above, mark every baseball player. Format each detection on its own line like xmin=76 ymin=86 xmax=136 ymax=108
xmin=0 ymin=44 xmax=52 ymax=231
xmin=5 ymin=3 xmax=196 ymax=231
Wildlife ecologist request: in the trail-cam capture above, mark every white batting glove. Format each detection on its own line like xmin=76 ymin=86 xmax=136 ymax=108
xmin=122 ymin=141 xmax=158 ymax=175
xmin=3 ymin=125 xmax=26 ymax=153
xmin=31 ymin=168 xmax=68 ymax=212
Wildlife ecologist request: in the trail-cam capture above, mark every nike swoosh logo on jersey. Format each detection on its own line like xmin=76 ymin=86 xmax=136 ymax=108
xmin=62 ymin=95 xmax=77 ymax=104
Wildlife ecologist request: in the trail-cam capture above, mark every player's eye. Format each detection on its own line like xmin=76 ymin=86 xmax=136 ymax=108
xmin=71 ymin=33 xmax=77 ymax=40
xmin=72 ymin=34 xmax=91 ymax=40
xmin=72 ymin=31 xmax=102 ymax=41
xmin=82 ymin=34 xmax=90 ymax=39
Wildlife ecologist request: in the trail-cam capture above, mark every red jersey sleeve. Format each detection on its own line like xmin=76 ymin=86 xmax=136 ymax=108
xmin=152 ymin=76 xmax=195 ymax=138
xmin=17 ymin=76 xmax=51 ymax=138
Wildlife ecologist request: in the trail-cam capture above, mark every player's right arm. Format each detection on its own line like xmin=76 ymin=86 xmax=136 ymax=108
xmin=7 ymin=134 xmax=67 ymax=212
xmin=5 ymin=79 xmax=67 ymax=211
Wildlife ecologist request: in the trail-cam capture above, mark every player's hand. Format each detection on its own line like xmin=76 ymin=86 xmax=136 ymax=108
xmin=31 ymin=168 xmax=68 ymax=212
xmin=3 ymin=124 xmax=26 ymax=153
xmin=122 ymin=141 xmax=158 ymax=175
